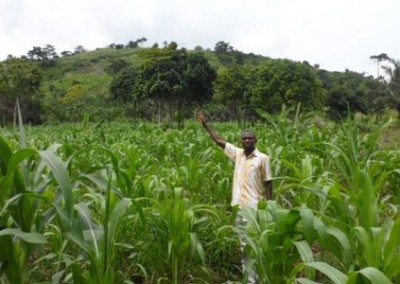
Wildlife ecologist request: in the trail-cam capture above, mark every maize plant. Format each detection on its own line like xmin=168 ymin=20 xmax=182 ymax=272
xmin=0 ymin=109 xmax=399 ymax=283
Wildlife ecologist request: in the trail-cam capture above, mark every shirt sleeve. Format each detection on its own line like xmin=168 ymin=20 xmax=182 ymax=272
xmin=262 ymin=155 xmax=273 ymax=181
xmin=224 ymin=142 xmax=238 ymax=162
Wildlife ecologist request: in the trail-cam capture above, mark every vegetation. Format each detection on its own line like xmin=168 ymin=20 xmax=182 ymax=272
xmin=0 ymin=107 xmax=399 ymax=283
xmin=1 ymin=41 xmax=398 ymax=125
xmin=0 ymin=40 xmax=399 ymax=283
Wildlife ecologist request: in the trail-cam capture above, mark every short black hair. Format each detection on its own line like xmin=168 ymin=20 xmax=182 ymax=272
xmin=241 ymin=130 xmax=256 ymax=139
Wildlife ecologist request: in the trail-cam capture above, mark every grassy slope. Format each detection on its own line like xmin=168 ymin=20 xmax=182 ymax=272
xmin=40 ymin=47 xmax=267 ymax=99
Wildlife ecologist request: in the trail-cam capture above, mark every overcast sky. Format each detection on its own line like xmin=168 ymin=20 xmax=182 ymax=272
xmin=1 ymin=0 xmax=399 ymax=77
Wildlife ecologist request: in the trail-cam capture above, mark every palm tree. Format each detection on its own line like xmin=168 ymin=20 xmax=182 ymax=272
xmin=382 ymin=58 xmax=400 ymax=116
xmin=370 ymin=53 xmax=390 ymax=79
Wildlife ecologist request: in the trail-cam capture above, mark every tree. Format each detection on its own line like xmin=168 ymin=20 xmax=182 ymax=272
xmin=109 ymin=66 xmax=136 ymax=102
xmin=251 ymin=59 xmax=325 ymax=114
xmin=74 ymin=45 xmax=86 ymax=54
xmin=134 ymin=46 xmax=216 ymax=126
xmin=126 ymin=40 xmax=138 ymax=48
xmin=27 ymin=44 xmax=58 ymax=67
xmin=27 ymin=46 xmax=47 ymax=60
xmin=27 ymin=44 xmax=58 ymax=60
xmin=213 ymin=64 xmax=254 ymax=125
xmin=0 ymin=56 xmax=43 ymax=124
xmin=214 ymin=41 xmax=233 ymax=53
xmin=382 ymin=57 xmax=400 ymax=116
xmin=137 ymin=37 xmax=147 ymax=48
xmin=115 ymin=44 xmax=124 ymax=50
xmin=184 ymin=52 xmax=216 ymax=107
xmin=61 ymin=51 xmax=73 ymax=57
xmin=43 ymin=44 xmax=58 ymax=59
xmin=370 ymin=53 xmax=390 ymax=79
xmin=214 ymin=41 xmax=238 ymax=66
xmin=325 ymin=71 xmax=374 ymax=120
xmin=105 ymin=59 xmax=130 ymax=75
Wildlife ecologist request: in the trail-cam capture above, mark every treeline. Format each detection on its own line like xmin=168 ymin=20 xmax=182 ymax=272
xmin=0 ymin=40 xmax=399 ymax=126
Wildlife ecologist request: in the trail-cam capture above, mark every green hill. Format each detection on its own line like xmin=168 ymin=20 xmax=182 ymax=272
xmin=1 ymin=44 xmax=397 ymax=125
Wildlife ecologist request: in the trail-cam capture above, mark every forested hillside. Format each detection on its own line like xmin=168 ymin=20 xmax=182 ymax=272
xmin=0 ymin=41 xmax=399 ymax=126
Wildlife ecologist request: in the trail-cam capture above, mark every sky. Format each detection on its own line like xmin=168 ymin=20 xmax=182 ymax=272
xmin=1 ymin=0 xmax=399 ymax=78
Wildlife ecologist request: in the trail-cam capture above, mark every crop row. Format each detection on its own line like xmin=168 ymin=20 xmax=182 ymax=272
xmin=0 ymin=113 xmax=399 ymax=283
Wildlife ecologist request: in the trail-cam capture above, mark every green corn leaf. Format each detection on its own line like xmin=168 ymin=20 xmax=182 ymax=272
xmin=0 ymin=194 xmax=22 ymax=216
xmin=39 ymin=146 xmax=73 ymax=217
xmin=0 ymin=135 xmax=13 ymax=174
xmin=16 ymin=98 xmax=26 ymax=149
xmin=296 ymin=278 xmax=320 ymax=284
xmin=347 ymin=267 xmax=392 ymax=284
xmin=74 ymin=202 xmax=101 ymax=258
xmin=294 ymin=240 xmax=315 ymax=279
xmin=132 ymin=199 xmax=146 ymax=226
xmin=304 ymin=261 xmax=348 ymax=284
xmin=0 ymin=143 xmax=35 ymax=205
xmin=383 ymin=219 xmax=400 ymax=269
xmin=357 ymin=170 xmax=378 ymax=228
xmin=190 ymin=232 xmax=206 ymax=265
xmin=6 ymin=148 xmax=36 ymax=174
xmin=0 ymin=228 xmax=47 ymax=244
xmin=384 ymin=256 xmax=400 ymax=279
xmin=108 ymin=198 xmax=132 ymax=235
xmin=294 ymin=240 xmax=314 ymax=263
xmin=353 ymin=226 xmax=374 ymax=265
xmin=327 ymin=226 xmax=352 ymax=269
xmin=72 ymin=263 xmax=89 ymax=284
xmin=0 ymin=235 xmax=21 ymax=283
xmin=299 ymin=208 xmax=315 ymax=244
xmin=371 ymin=226 xmax=385 ymax=268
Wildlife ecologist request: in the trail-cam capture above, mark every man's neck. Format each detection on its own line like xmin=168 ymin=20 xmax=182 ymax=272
xmin=244 ymin=148 xmax=255 ymax=157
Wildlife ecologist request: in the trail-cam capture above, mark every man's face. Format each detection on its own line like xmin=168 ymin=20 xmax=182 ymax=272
xmin=241 ymin=131 xmax=256 ymax=152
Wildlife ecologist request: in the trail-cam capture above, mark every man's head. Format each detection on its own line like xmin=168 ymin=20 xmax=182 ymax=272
xmin=241 ymin=130 xmax=257 ymax=154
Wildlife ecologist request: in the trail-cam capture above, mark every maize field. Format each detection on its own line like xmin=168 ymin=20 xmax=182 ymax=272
xmin=0 ymin=111 xmax=400 ymax=283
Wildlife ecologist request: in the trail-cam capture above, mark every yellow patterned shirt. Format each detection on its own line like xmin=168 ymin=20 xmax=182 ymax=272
xmin=224 ymin=142 xmax=272 ymax=209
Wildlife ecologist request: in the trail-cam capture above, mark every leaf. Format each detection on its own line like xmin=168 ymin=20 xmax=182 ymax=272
xmin=0 ymin=135 xmax=13 ymax=174
xmin=190 ymin=232 xmax=206 ymax=265
xmin=72 ymin=264 xmax=88 ymax=284
xmin=299 ymin=208 xmax=315 ymax=244
xmin=304 ymin=261 xmax=348 ymax=284
xmin=6 ymin=148 xmax=37 ymax=175
xmin=294 ymin=240 xmax=315 ymax=279
xmin=294 ymin=240 xmax=314 ymax=263
xmin=0 ymin=194 xmax=22 ymax=216
xmin=39 ymin=146 xmax=73 ymax=217
xmin=74 ymin=203 xmax=100 ymax=258
xmin=384 ymin=257 xmax=400 ymax=279
xmin=353 ymin=226 xmax=374 ymax=266
xmin=105 ymin=197 xmax=132 ymax=265
xmin=327 ymin=226 xmax=352 ymax=269
xmin=0 ymin=228 xmax=47 ymax=244
xmin=296 ymin=278 xmax=320 ymax=284
xmin=16 ymin=98 xmax=26 ymax=149
xmin=383 ymin=219 xmax=400 ymax=269
xmin=357 ymin=170 xmax=378 ymax=227
xmin=347 ymin=267 xmax=392 ymax=284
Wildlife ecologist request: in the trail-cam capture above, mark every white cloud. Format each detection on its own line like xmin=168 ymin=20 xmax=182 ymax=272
xmin=1 ymin=0 xmax=399 ymax=77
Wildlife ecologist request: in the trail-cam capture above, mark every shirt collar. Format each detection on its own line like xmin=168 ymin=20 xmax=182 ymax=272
xmin=241 ymin=148 xmax=260 ymax=158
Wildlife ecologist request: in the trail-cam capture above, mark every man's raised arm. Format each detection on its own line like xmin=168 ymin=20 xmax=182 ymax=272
xmin=196 ymin=112 xmax=226 ymax=148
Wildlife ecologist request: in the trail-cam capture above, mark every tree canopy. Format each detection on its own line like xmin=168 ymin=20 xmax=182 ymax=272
xmin=107 ymin=43 xmax=216 ymax=126
xmin=0 ymin=56 xmax=43 ymax=124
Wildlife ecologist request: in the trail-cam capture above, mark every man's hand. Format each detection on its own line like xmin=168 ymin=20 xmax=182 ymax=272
xmin=195 ymin=111 xmax=207 ymax=125
xmin=195 ymin=111 xmax=226 ymax=148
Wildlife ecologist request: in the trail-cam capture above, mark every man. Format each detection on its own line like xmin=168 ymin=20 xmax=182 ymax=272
xmin=196 ymin=111 xmax=272 ymax=283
